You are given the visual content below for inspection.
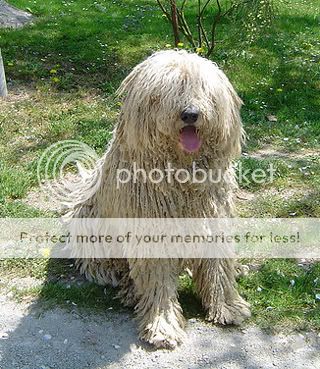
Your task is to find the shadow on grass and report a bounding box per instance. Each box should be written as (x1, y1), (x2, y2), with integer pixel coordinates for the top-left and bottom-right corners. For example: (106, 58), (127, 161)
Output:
(37, 260), (204, 319)
(0, 0), (164, 90)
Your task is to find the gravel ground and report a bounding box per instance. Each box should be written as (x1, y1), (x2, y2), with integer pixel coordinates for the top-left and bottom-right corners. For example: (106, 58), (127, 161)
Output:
(0, 292), (319, 369)
(0, 1), (32, 28)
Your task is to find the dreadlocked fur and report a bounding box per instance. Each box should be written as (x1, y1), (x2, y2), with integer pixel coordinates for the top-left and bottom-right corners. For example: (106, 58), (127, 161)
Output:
(71, 50), (251, 349)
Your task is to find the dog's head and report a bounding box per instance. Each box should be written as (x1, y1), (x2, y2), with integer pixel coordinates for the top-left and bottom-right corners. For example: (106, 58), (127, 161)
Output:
(117, 50), (244, 159)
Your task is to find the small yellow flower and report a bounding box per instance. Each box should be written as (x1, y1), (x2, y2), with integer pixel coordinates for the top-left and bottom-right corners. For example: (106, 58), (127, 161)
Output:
(7, 62), (14, 66)
(51, 77), (60, 83)
(41, 247), (51, 258)
(177, 42), (184, 48)
(276, 88), (283, 92)
(50, 69), (57, 74)
(196, 47), (204, 54)
(165, 43), (172, 48)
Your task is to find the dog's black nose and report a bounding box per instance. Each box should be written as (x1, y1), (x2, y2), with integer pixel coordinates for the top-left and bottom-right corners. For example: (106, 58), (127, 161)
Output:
(181, 106), (199, 124)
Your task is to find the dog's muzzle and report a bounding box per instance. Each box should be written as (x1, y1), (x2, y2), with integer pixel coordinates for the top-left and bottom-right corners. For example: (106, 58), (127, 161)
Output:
(179, 106), (202, 153)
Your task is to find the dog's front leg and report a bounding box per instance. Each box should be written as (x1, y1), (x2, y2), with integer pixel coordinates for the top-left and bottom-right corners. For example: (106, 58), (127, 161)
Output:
(193, 258), (251, 325)
(129, 259), (185, 349)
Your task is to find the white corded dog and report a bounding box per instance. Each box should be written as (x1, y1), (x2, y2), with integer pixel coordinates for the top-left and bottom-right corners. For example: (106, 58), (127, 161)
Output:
(71, 50), (250, 349)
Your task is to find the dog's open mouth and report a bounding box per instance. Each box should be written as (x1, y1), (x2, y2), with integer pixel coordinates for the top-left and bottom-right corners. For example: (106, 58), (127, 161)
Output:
(179, 126), (202, 153)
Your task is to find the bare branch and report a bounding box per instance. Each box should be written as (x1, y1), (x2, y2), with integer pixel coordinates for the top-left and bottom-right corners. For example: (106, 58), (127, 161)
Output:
(170, 0), (180, 46)
(216, 0), (222, 13)
(199, 20), (210, 49)
(181, 0), (188, 12)
(197, 0), (202, 47)
(206, 0), (223, 57)
(198, 0), (212, 50)
(200, 0), (212, 17)
(176, 8), (196, 47)
(156, 0), (171, 21)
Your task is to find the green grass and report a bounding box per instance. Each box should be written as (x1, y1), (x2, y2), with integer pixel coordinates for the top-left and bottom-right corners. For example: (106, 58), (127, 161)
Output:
(238, 260), (320, 330)
(1, 259), (319, 330)
(0, 0), (319, 330)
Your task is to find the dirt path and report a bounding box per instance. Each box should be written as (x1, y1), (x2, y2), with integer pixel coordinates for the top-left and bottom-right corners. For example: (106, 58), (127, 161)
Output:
(0, 291), (319, 369)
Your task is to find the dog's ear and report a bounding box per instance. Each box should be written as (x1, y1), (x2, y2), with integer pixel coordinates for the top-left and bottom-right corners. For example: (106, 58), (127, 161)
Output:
(214, 69), (245, 159)
(117, 61), (143, 97)
(115, 62), (157, 152)
(225, 82), (245, 158)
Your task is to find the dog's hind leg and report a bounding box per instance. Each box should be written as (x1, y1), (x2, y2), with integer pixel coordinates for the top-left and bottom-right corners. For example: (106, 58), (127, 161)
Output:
(192, 258), (251, 325)
(129, 259), (185, 349)
(116, 266), (137, 307)
(76, 259), (128, 287)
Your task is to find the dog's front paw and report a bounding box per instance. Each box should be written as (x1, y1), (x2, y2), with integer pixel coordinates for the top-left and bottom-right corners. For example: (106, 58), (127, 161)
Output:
(139, 314), (185, 350)
(206, 296), (251, 325)
(143, 332), (180, 350)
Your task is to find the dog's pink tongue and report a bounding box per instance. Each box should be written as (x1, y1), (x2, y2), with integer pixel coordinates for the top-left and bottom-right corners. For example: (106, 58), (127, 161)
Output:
(179, 126), (202, 153)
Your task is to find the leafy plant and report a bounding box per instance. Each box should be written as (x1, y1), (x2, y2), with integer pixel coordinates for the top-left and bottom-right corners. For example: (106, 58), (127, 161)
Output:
(157, 0), (277, 56)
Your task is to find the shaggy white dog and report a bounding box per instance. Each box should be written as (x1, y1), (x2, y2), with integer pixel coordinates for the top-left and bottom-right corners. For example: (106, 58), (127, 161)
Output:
(71, 50), (251, 349)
